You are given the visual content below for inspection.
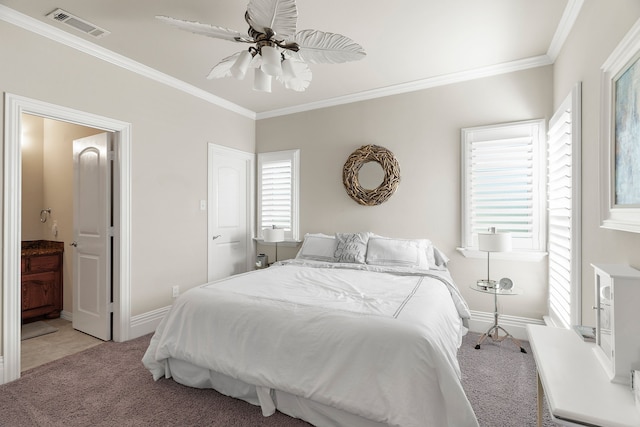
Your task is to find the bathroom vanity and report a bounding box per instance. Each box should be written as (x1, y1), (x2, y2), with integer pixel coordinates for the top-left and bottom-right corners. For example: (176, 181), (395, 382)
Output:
(21, 240), (64, 321)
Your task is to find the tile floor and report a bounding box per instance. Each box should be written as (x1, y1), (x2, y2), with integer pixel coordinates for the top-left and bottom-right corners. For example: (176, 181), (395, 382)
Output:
(21, 318), (103, 372)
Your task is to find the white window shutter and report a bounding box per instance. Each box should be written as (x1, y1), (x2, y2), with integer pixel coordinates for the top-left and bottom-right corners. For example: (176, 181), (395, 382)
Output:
(257, 150), (300, 241)
(462, 120), (546, 252)
(547, 84), (581, 329)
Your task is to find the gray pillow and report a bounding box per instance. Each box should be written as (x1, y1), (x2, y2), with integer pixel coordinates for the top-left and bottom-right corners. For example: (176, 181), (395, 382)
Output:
(334, 232), (370, 264)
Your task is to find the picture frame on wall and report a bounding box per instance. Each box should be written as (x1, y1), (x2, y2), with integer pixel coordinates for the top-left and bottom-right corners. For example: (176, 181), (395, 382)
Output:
(600, 21), (640, 233)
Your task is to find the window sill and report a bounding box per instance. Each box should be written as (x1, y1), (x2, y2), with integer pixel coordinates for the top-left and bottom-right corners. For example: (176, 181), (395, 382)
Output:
(254, 238), (302, 247)
(456, 248), (547, 262)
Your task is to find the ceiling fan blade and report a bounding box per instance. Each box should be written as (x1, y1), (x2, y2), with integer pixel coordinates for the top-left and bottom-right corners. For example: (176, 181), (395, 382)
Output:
(246, 0), (297, 38)
(156, 16), (248, 42)
(207, 52), (242, 79)
(277, 59), (312, 92)
(289, 29), (366, 64)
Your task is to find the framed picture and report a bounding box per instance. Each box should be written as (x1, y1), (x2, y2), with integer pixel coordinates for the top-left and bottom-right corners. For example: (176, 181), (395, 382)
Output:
(600, 21), (640, 233)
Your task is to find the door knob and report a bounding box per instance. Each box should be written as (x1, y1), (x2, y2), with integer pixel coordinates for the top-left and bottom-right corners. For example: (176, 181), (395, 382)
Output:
(212, 235), (221, 240)
(70, 241), (78, 247)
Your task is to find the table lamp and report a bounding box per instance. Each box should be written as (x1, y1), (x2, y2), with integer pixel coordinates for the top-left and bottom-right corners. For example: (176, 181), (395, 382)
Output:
(263, 226), (285, 264)
(477, 227), (511, 288)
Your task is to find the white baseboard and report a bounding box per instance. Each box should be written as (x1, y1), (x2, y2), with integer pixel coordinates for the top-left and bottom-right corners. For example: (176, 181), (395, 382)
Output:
(0, 356), (3, 384)
(60, 306), (544, 343)
(59, 306), (169, 340)
(128, 306), (170, 339)
(468, 310), (545, 341)
(127, 307), (545, 342)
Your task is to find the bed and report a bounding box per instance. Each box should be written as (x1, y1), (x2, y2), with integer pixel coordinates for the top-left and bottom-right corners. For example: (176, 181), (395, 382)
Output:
(143, 233), (479, 427)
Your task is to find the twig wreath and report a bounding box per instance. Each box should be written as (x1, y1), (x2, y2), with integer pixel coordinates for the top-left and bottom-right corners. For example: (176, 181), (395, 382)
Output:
(342, 144), (401, 206)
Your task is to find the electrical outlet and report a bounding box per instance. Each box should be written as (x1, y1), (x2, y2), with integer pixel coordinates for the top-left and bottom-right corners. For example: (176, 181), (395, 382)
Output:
(200, 200), (207, 211)
(172, 285), (180, 298)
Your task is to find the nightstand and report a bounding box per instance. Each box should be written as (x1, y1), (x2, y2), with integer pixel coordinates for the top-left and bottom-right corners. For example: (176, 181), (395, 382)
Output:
(470, 284), (526, 353)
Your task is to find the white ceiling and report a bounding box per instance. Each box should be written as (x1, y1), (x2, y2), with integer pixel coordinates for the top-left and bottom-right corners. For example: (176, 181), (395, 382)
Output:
(0, 0), (575, 118)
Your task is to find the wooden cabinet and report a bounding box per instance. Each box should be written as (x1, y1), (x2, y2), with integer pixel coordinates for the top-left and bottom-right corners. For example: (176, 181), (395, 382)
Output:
(21, 242), (63, 321)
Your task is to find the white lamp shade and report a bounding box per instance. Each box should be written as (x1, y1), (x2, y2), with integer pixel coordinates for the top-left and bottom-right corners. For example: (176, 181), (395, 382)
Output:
(260, 45), (282, 77)
(253, 68), (272, 92)
(478, 231), (512, 252)
(263, 227), (285, 243)
(230, 50), (252, 80)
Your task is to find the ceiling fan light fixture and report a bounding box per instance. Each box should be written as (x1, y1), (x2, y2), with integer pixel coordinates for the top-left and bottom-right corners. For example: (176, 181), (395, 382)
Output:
(260, 45), (282, 77)
(254, 68), (272, 92)
(158, 0), (365, 92)
(230, 50), (253, 80)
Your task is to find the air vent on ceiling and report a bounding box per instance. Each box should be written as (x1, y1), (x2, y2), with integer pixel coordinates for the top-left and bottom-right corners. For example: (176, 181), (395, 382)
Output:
(46, 8), (110, 38)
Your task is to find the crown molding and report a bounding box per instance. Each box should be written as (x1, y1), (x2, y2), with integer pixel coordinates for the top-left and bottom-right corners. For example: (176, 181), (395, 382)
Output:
(256, 55), (554, 120)
(0, 4), (256, 120)
(546, 0), (584, 61)
(1, 1), (580, 122)
(259, 0), (584, 122)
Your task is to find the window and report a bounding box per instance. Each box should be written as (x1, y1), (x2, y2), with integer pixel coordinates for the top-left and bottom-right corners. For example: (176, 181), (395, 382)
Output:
(461, 119), (546, 257)
(547, 84), (581, 329)
(257, 149), (300, 241)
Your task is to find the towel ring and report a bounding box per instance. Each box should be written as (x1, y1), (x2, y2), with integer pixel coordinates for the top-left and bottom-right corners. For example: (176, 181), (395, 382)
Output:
(40, 208), (51, 223)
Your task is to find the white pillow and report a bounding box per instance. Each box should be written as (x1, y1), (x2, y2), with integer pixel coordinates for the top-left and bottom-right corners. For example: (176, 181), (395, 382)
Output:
(366, 236), (439, 270)
(334, 232), (370, 264)
(366, 237), (422, 267)
(418, 239), (438, 269)
(433, 247), (450, 269)
(296, 234), (338, 262)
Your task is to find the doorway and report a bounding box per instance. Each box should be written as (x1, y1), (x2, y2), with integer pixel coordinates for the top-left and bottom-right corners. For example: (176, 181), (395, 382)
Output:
(3, 93), (132, 384)
(21, 117), (110, 341)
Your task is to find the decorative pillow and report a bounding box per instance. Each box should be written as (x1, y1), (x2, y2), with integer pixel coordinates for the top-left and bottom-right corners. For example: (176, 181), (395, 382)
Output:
(366, 237), (422, 268)
(295, 234), (338, 262)
(334, 232), (370, 264)
(418, 239), (438, 269)
(433, 247), (450, 269)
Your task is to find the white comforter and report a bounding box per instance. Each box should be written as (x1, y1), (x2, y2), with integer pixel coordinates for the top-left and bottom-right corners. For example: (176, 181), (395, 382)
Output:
(143, 260), (478, 427)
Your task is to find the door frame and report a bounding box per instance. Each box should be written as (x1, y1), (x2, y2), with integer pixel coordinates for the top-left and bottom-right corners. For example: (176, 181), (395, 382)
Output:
(207, 143), (255, 280)
(2, 93), (132, 383)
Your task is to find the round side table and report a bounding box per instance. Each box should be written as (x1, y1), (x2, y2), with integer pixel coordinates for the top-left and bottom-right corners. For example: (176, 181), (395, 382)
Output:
(470, 284), (526, 353)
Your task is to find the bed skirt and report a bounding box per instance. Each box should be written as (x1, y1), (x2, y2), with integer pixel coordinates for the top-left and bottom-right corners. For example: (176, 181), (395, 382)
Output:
(166, 357), (388, 427)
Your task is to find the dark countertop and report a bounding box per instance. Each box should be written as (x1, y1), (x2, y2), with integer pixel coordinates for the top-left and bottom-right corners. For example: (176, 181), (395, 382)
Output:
(21, 240), (64, 257)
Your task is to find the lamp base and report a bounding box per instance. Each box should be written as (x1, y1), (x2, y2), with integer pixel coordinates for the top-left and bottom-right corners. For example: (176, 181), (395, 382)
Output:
(476, 279), (497, 290)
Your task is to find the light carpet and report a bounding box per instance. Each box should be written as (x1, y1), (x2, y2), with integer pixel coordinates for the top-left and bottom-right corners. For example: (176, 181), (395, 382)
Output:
(0, 331), (554, 426)
(460, 332), (555, 426)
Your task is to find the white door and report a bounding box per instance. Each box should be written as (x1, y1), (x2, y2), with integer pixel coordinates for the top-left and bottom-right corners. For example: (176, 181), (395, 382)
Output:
(72, 133), (111, 340)
(208, 144), (253, 281)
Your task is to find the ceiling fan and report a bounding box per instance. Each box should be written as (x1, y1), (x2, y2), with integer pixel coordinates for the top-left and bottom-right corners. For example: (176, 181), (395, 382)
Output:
(157, 0), (366, 92)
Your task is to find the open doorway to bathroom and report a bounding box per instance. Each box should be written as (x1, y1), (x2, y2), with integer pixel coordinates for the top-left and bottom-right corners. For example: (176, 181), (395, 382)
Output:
(3, 93), (132, 384)
(20, 114), (105, 371)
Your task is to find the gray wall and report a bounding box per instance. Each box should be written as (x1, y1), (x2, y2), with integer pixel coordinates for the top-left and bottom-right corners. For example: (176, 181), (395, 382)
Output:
(5, 1), (640, 349)
(553, 0), (640, 325)
(257, 0), (640, 325)
(0, 18), (255, 338)
(257, 66), (554, 320)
